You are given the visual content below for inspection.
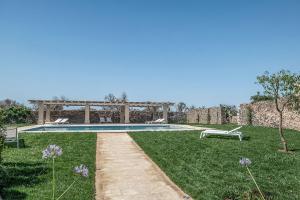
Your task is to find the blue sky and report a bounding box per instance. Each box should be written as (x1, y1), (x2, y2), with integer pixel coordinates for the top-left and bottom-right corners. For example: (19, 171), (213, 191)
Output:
(0, 0), (300, 107)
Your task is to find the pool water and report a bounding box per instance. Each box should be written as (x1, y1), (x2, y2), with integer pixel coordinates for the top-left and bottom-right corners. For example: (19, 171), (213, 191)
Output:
(23, 124), (192, 132)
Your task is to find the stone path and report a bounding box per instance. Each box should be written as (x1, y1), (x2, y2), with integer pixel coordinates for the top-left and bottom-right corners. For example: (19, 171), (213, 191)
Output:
(95, 133), (188, 200)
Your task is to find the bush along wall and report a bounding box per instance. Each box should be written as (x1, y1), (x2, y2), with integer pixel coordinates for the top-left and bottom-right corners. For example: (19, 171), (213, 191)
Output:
(0, 105), (34, 124)
(0, 121), (5, 163)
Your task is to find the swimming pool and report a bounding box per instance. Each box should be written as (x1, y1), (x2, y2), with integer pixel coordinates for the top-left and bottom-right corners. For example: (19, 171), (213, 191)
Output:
(21, 124), (196, 132)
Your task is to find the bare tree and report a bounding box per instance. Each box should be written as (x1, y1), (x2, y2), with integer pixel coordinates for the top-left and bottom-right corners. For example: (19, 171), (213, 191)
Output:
(0, 99), (18, 108)
(120, 92), (128, 102)
(176, 102), (187, 112)
(104, 93), (117, 111)
(50, 96), (68, 111)
(104, 93), (117, 102)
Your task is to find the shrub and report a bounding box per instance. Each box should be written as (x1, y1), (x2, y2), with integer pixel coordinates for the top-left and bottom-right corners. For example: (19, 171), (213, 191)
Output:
(0, 105), (33, 124)
(221, 104), (238, 123)
(0, 119), (5, 163)
(246, 106), (253, 125)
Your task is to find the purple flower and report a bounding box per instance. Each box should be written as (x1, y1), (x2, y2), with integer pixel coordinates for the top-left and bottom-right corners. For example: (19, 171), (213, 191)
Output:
(74, 164), (89, 177)
(42, 144), (63, 159)
(240, 157), (252, 166)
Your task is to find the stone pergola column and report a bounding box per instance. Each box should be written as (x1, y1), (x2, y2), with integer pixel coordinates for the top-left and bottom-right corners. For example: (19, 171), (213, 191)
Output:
(45, 105), (51, 123)
(120, 106), (125, 123)
(38, 102), (45, 124)
(85, 105), (90, 124)
(120, 104), (130, 124)
(162, 104), (169, 123)
(124, 104), (130, 123)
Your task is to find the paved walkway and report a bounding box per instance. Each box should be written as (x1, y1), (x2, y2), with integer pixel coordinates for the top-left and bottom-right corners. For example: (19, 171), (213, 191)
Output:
(95, 133), (188, 200)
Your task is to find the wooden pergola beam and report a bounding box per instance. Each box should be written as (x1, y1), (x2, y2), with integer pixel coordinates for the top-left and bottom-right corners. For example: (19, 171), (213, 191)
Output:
(28, 100), (174, 107)
(29, 99), (174, 124)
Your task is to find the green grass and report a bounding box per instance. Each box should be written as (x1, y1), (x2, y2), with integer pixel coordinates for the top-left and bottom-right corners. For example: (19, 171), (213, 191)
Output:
(0, 133), (96, 200)
(129, 126), (300, 200)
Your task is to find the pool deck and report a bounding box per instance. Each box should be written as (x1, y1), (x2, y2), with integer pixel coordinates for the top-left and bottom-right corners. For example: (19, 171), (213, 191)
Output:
(95, 133), (191, 200)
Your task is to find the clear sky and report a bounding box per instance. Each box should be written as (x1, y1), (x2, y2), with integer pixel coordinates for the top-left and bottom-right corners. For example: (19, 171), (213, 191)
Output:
(0, 0), (300, 107)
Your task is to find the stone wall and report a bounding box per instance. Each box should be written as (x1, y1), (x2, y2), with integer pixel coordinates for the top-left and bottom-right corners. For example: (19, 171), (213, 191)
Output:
(229, 116), (238, 124)
(198, 108), (209, 124)
(187, 106), (226, 124)
(238, 101), (300, 131)
(186, 109), (200, 123)
(239, 104), (252, 125)
(209, 107), (225, 124)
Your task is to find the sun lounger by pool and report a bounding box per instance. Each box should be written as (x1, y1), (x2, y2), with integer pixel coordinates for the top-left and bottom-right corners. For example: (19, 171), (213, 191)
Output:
(146, 118), (165, 124)
(45, 118), (63, 124)
(106, 117), (112, 123)
(200, 126), (243, 141)
(100, 117), (105, 123)
(58, 118), (69, 124)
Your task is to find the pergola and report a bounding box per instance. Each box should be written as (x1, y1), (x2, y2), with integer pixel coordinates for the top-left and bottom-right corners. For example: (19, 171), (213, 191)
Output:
(28, 100), (174, 124)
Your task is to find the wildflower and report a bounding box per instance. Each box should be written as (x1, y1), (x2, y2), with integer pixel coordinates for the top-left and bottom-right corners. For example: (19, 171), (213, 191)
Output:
(239, 157), (251, 166)
(239, 158), (265, 200)
(42, 144), (62, 159)
(74, 164), (89, 177)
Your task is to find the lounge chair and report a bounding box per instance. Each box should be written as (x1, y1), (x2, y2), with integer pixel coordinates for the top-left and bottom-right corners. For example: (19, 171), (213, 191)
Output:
(45, 118), (63, 124)
(200, 126), (243, 141)
(106, 117), (112, 123)
(146, 118), (165, 124)
(58, 118), (69, 124)
(99, 117), (105, 123)
(4, 128), (19, 148)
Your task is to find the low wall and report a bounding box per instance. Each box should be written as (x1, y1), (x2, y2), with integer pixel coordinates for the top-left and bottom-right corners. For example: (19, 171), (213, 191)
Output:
(238, 101), (300, 131)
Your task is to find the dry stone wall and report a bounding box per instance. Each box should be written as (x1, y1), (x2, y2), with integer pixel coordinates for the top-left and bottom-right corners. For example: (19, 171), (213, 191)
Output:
(198, 109), (209, 124)
(187, 106), (226, 124)
(186, 109), (200, 123)
(238, 101), (300, 131)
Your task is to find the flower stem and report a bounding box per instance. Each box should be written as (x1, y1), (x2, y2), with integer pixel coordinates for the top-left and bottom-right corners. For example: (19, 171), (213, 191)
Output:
(246, 166), (265, 200)
(52, 157), (55, 200)
(56, 179), (77, 200)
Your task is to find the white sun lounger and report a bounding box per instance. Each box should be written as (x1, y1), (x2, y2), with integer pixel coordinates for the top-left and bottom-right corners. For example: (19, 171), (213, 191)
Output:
(146, 118), (165, 124)
(200, 126), (243, 141)
(45, 118), (63, 124)
(99, 117), (105, 123)
(58, 118), (69, 124)
(106, 117), (112, 123)
(154, 118), (165, 124)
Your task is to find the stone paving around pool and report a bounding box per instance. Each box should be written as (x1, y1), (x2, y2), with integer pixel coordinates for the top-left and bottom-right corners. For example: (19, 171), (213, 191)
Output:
(95, 133), (189, 200)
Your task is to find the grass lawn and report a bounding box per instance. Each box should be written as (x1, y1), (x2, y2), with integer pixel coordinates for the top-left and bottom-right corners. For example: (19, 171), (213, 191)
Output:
(129, 125), (300, 200)
(0, 132), (96, 200)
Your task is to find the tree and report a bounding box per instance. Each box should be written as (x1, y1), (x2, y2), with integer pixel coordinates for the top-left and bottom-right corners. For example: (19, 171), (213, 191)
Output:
(256, 70), (300, 152)
(250, 92), (274, 103)
(104, 93), (117, 111)
(119, 92), (128, 102)
(220, 104), (238, 122)
(51, 96), (68, 111)
(176, 102), (187, 112)
(0, 105), (33, 124)
(0, 99), (19, 108)
(104, 93), (117, 102)
(186, 105), (197, 111)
